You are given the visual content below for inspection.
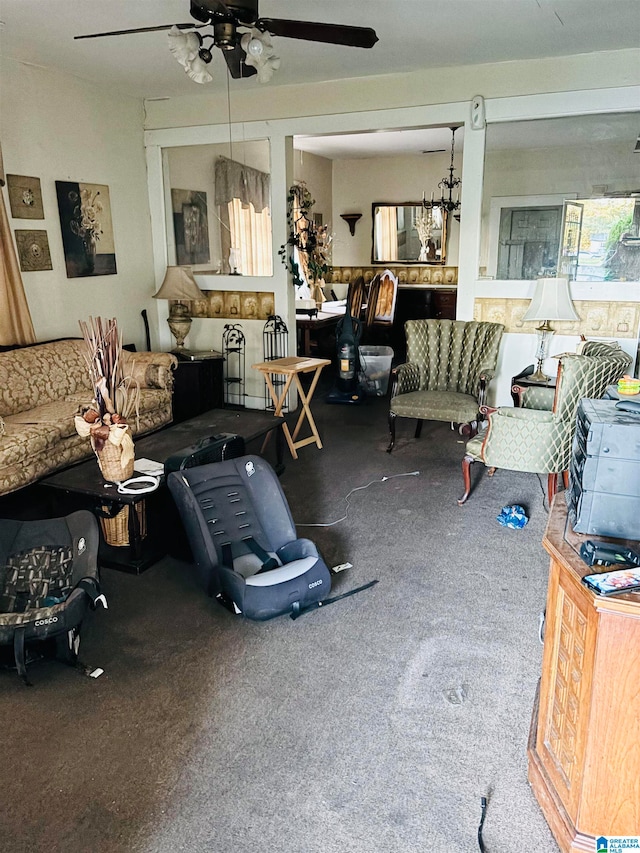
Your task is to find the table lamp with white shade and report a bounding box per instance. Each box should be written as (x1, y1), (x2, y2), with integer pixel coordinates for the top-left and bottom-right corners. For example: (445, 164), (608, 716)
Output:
(153, 266), (204, 353)
(522, 277), (580, 383)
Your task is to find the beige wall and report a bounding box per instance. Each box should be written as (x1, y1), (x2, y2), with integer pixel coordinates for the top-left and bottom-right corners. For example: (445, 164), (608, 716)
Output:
(1, 58), (157, 349)
(144, 49), (640, 129)
(293, 149), (332, 228)
(480, 136), (640, 273)
(3, 46), (638, 369)
(166, 139), (270, 272)
(330, 153), (462, 268)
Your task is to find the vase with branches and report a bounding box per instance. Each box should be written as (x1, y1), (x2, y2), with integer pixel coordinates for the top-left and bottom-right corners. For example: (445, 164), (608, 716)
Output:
(415, 207), (435, 262)
(74, 317), (138, 482)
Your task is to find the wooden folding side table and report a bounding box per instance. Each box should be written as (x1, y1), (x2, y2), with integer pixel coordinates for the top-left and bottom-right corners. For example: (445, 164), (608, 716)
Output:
(252, 356), (331, 459)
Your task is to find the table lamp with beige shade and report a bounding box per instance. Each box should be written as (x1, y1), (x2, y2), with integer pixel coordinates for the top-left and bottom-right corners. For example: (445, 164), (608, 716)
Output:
(522, 276), (580, 383)
(153, 266), (204, 353)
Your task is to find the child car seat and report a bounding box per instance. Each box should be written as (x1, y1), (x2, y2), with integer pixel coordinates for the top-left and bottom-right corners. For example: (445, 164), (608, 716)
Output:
(0, 510), (106, 684)
(168, 455), (331, 620)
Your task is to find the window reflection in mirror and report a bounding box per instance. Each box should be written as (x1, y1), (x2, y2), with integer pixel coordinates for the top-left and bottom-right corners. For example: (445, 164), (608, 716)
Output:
(559, 197), (640, 282)
(481, 112), (640, 283)
(163, 140), (273, 276)
(372, 203), (447, 265)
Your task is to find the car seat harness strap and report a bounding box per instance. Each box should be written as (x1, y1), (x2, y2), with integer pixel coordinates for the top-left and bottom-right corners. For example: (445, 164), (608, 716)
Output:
(290, 579), (379, 619)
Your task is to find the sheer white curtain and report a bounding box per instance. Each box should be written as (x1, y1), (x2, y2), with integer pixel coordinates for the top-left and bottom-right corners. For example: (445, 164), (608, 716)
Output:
(375, 206), (398, 261)
(227, 199), (272, 276)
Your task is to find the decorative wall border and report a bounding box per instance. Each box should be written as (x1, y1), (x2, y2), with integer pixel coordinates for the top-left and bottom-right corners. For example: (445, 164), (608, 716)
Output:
(474, 298), (640, 339)
(175, 290), (275, 321)
(327, 265), (458, 285)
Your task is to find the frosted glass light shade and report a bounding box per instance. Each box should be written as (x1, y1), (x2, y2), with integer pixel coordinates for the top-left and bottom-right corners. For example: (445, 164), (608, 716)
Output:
(240, 28), (280, 83)
(522, 277), (579, 322)
(153, 266), (204, 302)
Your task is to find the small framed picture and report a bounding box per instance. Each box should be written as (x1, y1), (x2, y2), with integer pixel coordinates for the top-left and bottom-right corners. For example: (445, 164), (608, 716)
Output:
(14, 230), (53, 271)
(7, 175), (44, 219)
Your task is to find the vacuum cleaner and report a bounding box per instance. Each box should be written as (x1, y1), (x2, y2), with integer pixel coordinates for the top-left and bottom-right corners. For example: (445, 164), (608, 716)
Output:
(326, 301), (366, 405)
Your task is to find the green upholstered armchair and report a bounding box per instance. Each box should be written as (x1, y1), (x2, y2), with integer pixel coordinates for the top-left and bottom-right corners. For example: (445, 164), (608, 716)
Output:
(457, 341), (632, 505)
(387, 319), (505, 452)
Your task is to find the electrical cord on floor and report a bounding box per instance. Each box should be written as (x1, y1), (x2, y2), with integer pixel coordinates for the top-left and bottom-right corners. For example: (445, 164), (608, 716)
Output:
(478, 795), (488, 852)
(535, 474), (549, 513)
(295, 471), (420, 527)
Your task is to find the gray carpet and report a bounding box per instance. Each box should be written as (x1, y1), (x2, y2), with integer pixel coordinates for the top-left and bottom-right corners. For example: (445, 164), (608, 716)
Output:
(0, 390), (558, 853)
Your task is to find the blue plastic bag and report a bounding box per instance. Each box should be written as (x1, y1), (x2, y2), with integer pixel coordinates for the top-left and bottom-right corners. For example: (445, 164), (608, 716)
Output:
(497, 504), (529, 529)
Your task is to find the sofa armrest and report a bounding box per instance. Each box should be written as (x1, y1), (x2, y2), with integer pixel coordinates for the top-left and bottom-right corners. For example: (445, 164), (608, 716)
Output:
(390, 362), (420, 397)
(122, 351), (177, 391)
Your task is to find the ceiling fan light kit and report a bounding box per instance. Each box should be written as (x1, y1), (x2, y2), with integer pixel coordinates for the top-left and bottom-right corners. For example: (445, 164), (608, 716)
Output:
(76, 0), (378, 86)
(168, 26), (213, 83)
(240, 28), (280, 83)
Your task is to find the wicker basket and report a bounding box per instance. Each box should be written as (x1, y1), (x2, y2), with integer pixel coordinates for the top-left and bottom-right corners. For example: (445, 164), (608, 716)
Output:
(100, 501), (147, 547)
(92, 433), (135, 483)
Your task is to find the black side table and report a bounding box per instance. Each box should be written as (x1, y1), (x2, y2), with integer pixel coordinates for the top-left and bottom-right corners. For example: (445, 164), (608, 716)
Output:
(173, 354), (224, 423)
(511, 366), (556, 407)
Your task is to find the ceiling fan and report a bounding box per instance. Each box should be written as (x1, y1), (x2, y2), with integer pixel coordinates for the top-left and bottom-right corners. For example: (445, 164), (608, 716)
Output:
(75, 0), (378, 84)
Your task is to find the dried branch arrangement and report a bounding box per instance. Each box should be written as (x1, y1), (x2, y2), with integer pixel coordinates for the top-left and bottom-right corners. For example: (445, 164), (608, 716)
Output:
(74, 317), (136, 480)
(79, 317), (123, 418)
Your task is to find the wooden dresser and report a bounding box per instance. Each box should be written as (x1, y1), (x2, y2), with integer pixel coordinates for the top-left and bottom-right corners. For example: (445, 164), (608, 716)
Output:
(528, 498), (640, 850)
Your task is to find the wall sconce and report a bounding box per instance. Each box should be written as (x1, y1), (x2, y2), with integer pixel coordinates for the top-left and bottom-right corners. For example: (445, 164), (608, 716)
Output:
(340, 213), (362, 236)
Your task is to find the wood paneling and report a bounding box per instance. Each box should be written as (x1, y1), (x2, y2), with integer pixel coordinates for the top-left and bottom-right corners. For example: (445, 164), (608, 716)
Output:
(528, 499), (640, 850)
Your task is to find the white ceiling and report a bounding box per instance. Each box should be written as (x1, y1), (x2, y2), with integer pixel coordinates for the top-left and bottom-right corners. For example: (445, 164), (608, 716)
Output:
(1, 1), (638, 160)
(1, 0), (639, 100)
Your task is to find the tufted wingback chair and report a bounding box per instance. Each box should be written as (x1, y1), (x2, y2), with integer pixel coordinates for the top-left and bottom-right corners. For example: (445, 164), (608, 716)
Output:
(457, 341), (632, 505)
(387, 319), (505, 452)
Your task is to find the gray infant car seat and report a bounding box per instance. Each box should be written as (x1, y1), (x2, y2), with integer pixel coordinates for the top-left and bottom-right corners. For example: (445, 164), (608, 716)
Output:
(168, 455), (331, 620)
(0, 511), (106, 685)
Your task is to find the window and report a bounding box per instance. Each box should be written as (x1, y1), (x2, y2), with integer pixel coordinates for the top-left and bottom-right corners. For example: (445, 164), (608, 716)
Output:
(227, 198), (273, 276)
(559, 197), (640, 282)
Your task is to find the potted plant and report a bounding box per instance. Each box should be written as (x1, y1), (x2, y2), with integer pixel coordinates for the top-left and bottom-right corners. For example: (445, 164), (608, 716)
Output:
(279, 183), (332, 307)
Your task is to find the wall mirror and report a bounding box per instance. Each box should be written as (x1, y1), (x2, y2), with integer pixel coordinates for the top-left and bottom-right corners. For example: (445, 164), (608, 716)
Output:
(480, 112), (640, 283)
(163, 139), (273, 276)
(372, 202), (447, 265)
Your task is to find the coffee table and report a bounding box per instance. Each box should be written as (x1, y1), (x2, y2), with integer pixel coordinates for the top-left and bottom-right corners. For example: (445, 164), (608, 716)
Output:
(38, 409), (285, 574)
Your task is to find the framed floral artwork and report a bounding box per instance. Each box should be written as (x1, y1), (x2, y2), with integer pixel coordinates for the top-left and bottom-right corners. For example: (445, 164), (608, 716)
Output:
(14, 230), (52, 271)
(7, 175), (44, 219)
(55, 181), (117, 278)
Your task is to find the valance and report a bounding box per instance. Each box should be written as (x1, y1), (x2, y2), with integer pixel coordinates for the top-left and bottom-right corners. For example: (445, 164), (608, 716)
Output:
(214, 156), (270, 212)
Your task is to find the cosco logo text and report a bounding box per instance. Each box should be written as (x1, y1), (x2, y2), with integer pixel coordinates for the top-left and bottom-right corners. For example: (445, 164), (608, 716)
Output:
(308, 579), (323, 589)
(35, 616), (59, 627)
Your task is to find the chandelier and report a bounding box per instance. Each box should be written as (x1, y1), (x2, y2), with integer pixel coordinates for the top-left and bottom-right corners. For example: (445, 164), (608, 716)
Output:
(424, 126), (462, 215)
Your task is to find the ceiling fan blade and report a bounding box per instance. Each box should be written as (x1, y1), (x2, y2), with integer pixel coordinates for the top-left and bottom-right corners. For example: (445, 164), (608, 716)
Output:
(223, 44), (258, 79)
(75, 23), (200, 40)
(256, 18), (378, 48)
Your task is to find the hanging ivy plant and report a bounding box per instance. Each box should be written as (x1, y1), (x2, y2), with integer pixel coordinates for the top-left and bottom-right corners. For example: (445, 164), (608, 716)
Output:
(279, 183), (332, 288)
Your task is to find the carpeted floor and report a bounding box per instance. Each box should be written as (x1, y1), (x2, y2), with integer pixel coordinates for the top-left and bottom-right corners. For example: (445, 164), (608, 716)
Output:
(0, 387), (559, 853)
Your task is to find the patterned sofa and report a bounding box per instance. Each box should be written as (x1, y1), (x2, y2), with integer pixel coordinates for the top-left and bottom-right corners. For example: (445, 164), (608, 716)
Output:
(0, 339), (177, 496)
